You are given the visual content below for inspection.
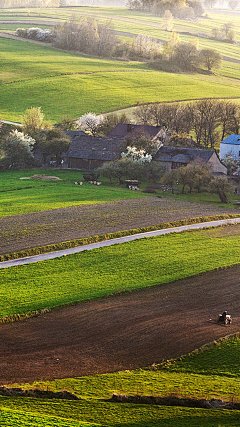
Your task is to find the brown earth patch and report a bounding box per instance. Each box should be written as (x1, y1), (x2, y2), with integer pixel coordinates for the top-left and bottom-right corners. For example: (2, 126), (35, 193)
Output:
(0, 264), (239, 384)
(20, 174), (61, 181)
(1, 197), (240, 255)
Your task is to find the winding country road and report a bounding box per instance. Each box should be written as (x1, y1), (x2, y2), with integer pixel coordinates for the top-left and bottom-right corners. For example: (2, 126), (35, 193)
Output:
(1, 217), (240, 269)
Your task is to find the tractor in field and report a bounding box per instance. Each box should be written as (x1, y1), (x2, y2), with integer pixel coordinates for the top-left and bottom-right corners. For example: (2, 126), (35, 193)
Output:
(218, 311), (232, 325)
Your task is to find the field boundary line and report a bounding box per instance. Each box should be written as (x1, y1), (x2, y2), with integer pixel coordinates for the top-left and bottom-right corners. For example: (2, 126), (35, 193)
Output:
(1, 217), (240, 269)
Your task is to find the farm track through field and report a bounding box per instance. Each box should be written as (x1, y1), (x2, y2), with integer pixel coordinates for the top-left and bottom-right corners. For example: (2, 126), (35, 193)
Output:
(0, 264), (239, 384)
(1, 197), (240, 256)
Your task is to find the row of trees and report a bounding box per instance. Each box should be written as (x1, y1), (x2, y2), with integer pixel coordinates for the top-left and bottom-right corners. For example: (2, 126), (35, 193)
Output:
(150, 31), (222, 72)
(15, 20), (223, 71)
(205, 0), (239, 9)
(0, 0), (67, 7)
(53, 17), (119, 58)
(127, 0), (204, 19)
(98, 158), (163, 184)
(212, 21), (236, 43)
(16, 22), (154, 61)
(164, 163), (233, 203)
(98, 158), (233, 203)
(133, 99), (240, 149)
(16, 23), (163, 61)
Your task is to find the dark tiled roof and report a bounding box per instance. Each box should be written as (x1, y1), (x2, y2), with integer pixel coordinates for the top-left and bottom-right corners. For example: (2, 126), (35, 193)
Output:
(108, 124), (162, 139)
(66, 135), (123, 161)
(154, 146), (215, 163)
(64, 130), (87, 138)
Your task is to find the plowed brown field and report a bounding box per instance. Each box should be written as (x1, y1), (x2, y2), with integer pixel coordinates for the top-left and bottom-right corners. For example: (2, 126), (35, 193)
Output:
(1, 197), (239, 255)
(0, 264), (239, 384)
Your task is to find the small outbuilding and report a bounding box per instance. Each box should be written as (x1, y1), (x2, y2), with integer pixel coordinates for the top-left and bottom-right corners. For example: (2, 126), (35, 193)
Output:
(219, 134), (240, 160)
(154, 146), (227, 175)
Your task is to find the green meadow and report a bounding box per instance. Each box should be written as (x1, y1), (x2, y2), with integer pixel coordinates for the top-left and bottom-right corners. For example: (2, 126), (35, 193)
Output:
(0, 169), (153, 217)
(1, 336), (240, 426)
(2, 7), (240, 42)
(0, 168), (239, 217)
(0, 227), (240, 319)
(0, 398), (239, 427)
(1, 37), (240, 123)
(0, 6), (240, 122)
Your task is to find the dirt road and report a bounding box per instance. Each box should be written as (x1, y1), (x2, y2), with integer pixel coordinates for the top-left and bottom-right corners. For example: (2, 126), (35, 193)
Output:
(0, 264), (239, 384)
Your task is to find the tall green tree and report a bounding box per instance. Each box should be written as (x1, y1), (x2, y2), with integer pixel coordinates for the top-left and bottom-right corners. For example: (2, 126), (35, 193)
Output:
(198, 48), (222, 71)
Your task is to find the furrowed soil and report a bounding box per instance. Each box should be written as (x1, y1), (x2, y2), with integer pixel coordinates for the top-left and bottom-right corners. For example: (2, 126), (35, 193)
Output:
(1, 196), (240, 255)
(1, 197), (239, 384)
(0, 264), (239, 384)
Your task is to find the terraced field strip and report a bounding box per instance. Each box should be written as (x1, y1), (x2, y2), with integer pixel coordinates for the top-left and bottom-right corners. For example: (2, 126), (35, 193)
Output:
(1, 217), (240, 269)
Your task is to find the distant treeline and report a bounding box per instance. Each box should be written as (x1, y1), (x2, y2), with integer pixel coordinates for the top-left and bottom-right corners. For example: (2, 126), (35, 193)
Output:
(127, 0), (204, 19)
(0, 0), (65, 7)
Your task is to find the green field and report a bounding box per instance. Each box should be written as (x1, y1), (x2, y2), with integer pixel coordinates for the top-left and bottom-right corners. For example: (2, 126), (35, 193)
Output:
(0, 6), (240, 122)
(1, 37), (240, 123)
(11, 336), (240, 400)
(0, 398), (239, 427)
(1, 336), (240, 426)
(0, 169), (153, 217)
(0, 226), (240, 319)
(1, 8), (240, 426)
(0, 169), (239, 218)
(1, 7), (240, 42)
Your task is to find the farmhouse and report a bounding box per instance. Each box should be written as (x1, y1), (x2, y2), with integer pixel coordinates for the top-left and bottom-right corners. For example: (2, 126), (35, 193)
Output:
(108, 123), (166, 142)
(66, 135), (124, 170)
(219, 134), (240, 160)
(154, 146), (227, 175)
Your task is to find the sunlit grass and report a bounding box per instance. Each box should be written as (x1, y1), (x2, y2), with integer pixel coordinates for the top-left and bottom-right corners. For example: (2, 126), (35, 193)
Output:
(0, 226), (239, 319)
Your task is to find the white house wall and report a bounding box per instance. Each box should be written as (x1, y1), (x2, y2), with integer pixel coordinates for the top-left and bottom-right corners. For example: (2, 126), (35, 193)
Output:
(220, 143), (240, 160)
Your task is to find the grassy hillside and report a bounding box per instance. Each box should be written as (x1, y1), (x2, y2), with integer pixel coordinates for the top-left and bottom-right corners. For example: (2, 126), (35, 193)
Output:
(0, 226), (240, 319)
(1, 7), (240, 43)
(1, 37), (240, 122)
(0, 6), (240, 122)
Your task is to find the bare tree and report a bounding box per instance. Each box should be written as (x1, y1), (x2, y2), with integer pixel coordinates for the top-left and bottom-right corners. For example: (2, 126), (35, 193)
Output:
(218, 101), (240, 140)
(185, 99), (219, 148)
(221, 22), (236, 42)
(228, 0), (239, 9)
(133, 104), (154, 125)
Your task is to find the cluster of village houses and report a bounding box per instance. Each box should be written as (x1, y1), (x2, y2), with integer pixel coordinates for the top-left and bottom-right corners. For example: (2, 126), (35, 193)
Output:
(62, 123), (240, 176)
